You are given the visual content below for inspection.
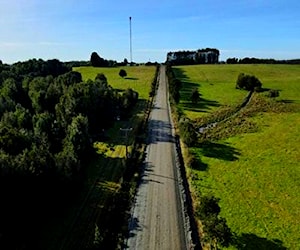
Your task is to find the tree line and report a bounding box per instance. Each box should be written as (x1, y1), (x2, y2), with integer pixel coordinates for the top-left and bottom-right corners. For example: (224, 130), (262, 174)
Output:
(226, 57), (300, 64)
(0, 58), (139, 247)
(0, 59), (138, 180)
(167, 48), (220, 65)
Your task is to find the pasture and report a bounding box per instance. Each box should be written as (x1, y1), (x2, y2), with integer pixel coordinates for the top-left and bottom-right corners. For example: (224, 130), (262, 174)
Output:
(174, 64), (300, 119)
(176, 64), (300, 249)
(74, 65), (156, 100)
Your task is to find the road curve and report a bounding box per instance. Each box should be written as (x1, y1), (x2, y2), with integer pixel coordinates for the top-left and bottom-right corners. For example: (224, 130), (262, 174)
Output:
(127, 65), (187, 250)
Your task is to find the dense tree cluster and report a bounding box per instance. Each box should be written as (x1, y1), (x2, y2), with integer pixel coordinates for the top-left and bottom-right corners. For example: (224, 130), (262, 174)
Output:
(0, 59), (138, 181)
(166, 48), (220, 65)
(0, 58), (139, 246)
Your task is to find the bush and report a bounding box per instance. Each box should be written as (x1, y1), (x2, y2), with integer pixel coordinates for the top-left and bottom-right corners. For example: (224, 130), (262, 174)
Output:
(267, 89), (280, 98)
(196, 195), (232, 248)
(236, 73), (262, 91)
(119, 69), (127, 78)
(178, 118), (197, 146)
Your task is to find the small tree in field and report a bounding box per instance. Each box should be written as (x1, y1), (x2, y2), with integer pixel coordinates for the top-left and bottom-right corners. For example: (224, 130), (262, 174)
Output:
(191, 88), (200, 104)
(236, 73), (262, 91)
(119, 69), (127, 78)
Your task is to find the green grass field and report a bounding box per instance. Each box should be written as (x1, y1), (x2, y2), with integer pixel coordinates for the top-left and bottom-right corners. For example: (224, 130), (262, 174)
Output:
(174, 64), (300, 120)
(177, 64), (300, 249)
(74, 65), (156, 100)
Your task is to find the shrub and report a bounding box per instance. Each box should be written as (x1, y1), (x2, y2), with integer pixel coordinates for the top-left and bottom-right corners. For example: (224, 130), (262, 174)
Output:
(236, 73), (262, 91)
(267, 89), (280, 98)
(178, 117), (197, 146)
(196, 195), (232, 248)
(119, 69), (127, 78)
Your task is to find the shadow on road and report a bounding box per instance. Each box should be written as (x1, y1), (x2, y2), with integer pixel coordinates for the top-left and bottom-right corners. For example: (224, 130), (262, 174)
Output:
(147, 119), (175, 144)
(139, 163), (165, 186)
(128, 217), (142, 238)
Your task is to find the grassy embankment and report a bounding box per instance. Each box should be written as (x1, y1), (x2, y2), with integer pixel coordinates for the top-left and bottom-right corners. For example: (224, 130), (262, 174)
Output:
(43, 65), (156, 249)
(174, 64), (300, 249)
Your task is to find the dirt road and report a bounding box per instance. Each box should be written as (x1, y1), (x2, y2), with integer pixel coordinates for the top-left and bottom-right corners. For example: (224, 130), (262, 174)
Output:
(127, 66), (187, 249)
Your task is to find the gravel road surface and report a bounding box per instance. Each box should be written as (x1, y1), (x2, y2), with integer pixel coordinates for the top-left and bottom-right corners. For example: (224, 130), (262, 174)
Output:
(127, 65), (187, 250)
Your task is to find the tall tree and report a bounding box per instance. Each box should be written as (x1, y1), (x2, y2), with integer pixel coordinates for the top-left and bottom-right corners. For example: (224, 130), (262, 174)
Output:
(90, 52), (108, 67)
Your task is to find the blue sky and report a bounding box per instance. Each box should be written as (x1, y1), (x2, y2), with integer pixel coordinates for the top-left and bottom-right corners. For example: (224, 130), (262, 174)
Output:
(0, 0), (300, 63)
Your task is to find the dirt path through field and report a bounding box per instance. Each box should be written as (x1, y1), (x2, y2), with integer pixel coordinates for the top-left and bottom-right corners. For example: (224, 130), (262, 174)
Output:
(126, 65), (187, 249)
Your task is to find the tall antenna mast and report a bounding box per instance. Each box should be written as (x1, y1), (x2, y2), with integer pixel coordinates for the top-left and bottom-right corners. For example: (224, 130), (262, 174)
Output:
(129, 16), (132, 64)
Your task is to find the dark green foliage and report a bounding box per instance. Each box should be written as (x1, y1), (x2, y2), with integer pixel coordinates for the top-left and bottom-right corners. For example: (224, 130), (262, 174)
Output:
(0, 58), (142, 247)
(226, 57), (300, 64)
(197, 195), (221, 217)
(267, 89), (280, 98)
(196, 195), (232, 248)
(28, 76), (52, 113)
(167, 48), (220, 65)
(95, 73), (108, 84)
(2, 104), (32, 130)
(0, 126), (31, 155)
(0, 95), (16, 116)
(90, 52), (115, 67)
(236, 73), (262, 91)
(191, 88), (200, 104)
(119, 69), (127, 78)
(10, 58), (69, 78)
(55, 71), (82, 86)
(166, 64), (182, 104)
(226, 57), (239, 64)
(65, 114), (90, 160)
(0, 66), (136, 182)
(178, 117), (197, 146)
(149, 65), (159, 97)
(121, 88), (139, 118)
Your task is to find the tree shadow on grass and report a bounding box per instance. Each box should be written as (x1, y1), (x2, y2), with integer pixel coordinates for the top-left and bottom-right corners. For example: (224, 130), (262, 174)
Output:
(279, 99), (295, 104)
(190, 157), (209, 171)
(198, 141), (240, 161)
(180, 97), (220, 113)
(173, 67), (220, 113)
(233, 233), (287, 250)
(125, 77), (139, 80)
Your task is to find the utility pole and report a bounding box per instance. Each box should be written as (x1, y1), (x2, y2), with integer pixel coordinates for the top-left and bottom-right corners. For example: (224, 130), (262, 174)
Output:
(120, 127), (133, 159)
(129, 16), (132, 64)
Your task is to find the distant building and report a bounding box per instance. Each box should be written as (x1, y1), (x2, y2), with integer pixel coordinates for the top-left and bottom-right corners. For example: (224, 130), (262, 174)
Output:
(166, 48), (220, 65)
